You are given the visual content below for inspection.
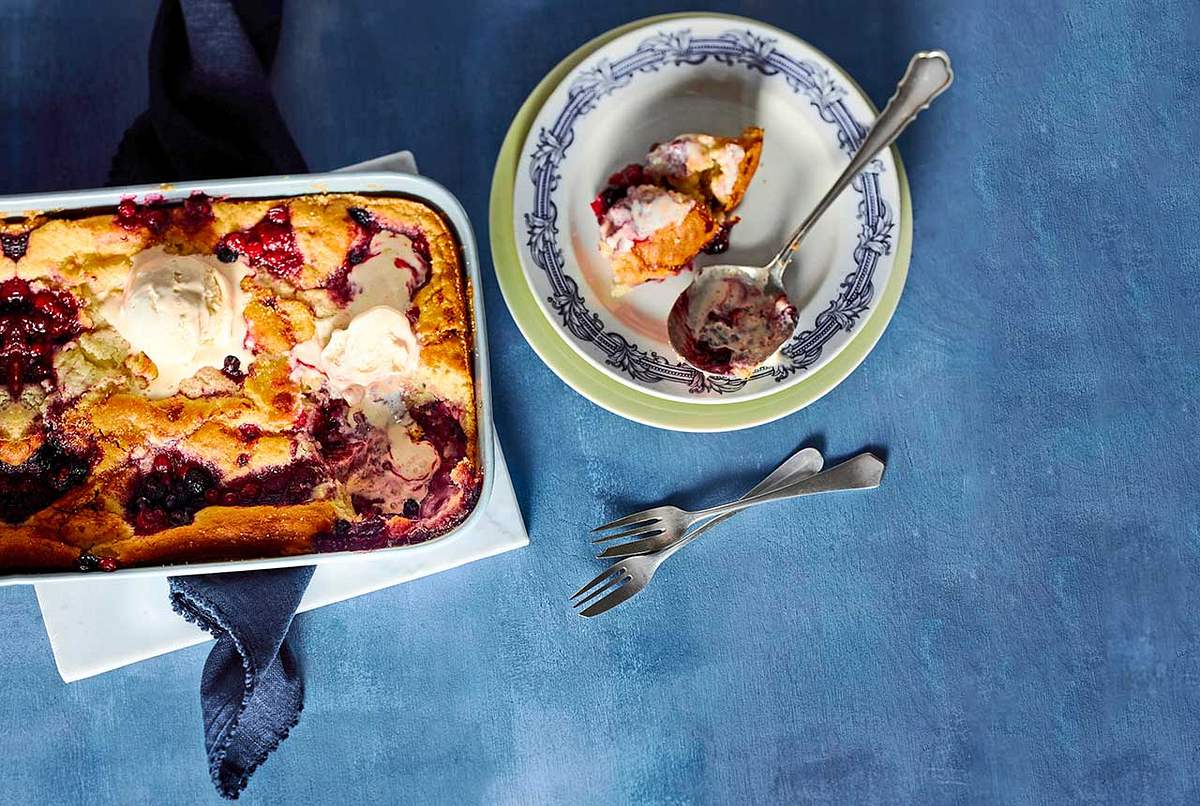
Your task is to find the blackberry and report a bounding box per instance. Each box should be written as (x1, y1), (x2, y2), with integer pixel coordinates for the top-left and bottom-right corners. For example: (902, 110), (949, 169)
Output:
(347, 207), (375, 228)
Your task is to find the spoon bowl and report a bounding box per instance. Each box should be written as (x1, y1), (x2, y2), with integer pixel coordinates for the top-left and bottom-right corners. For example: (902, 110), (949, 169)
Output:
(667, 264), (796, 377)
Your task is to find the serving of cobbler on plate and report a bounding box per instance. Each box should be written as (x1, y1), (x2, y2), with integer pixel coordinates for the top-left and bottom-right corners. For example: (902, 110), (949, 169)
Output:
(0, 192), (481, 573)
(591, 127), (763, 294)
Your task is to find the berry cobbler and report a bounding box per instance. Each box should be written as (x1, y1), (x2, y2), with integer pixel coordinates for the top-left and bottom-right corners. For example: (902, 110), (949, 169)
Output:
(592, 127), (763, 294)
(0, 193), (481, 573)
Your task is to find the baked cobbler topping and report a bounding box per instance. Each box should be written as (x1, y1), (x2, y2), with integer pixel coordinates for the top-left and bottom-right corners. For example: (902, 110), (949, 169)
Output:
(590, 127), (762, 293)
(1, 193), (480, 573)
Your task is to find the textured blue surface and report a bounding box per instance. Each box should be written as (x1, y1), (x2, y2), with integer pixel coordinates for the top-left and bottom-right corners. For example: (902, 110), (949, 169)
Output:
(2, 1), (1198, 803)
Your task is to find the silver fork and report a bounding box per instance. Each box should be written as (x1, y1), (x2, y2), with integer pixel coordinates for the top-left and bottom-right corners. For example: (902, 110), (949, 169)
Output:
(592, 452), (885, 548)
(572, 453), (885, 617)
(570, 446), (823, 617)
(595, 452), (884, 559)
(595, 446), (820, 558)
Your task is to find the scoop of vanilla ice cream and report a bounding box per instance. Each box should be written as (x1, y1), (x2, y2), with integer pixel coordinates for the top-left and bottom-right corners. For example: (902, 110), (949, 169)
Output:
(104, 248), (250, 397)
(291, 230), (428, 404)
(316, 306), (420, 403)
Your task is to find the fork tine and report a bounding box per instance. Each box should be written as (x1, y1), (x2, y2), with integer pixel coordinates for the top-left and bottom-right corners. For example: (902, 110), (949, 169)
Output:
(572, 569), (630, 609)
(590, 507), (665, 533)
(595, 534), (669, 559)
(579, 577), (643, 617)
(569, 565), (623, 601)
(591, 525), (664, 544)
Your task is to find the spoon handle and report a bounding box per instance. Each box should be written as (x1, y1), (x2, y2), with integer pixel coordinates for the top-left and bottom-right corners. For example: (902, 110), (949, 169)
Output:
(769, 50), (954, 273)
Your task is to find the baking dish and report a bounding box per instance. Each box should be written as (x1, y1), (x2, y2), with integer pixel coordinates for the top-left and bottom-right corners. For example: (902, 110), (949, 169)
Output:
(0, 170), (494, 585)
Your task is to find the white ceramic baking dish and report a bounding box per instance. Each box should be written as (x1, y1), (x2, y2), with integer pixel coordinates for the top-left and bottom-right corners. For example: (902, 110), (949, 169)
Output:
(0, 170), (493, 585)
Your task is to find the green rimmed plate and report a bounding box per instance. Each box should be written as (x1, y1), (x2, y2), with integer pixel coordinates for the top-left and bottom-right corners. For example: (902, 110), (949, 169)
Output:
(489, 12), (912, 432)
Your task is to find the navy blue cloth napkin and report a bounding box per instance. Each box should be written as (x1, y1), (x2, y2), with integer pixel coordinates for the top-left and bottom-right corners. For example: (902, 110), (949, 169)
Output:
(110, 0), (312, 799)
(168, 568), (314, 798)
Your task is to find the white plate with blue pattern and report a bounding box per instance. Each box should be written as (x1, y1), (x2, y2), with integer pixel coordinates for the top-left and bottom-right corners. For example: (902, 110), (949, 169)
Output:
(512, 16), (903, 403)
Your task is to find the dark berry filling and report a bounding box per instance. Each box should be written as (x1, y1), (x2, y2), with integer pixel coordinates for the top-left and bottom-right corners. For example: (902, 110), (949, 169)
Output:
(350, 493), (379, 516)
(114, 195), (170, 235)
(305, 398), (477, 551)
(402, 497), (420, 519)
(590, 163), (648, 221)
(0, 438), (94, 524)
(215, 206), (304, 278)
(702, 218), (739, 255)
(409, 401), (467, 519)
(310, 397), (372, 474)
(608, 163), (648, 189)
(126, 449), (328, 534)
(311, 398), (354, 453)
(177, 191), (216, 232)
(77, 553), (117, 573)
(405, 227), (432, 265)
(126, 452), (218, 533)
(237, 423), (262, 442)
(347, 207), (375, 228)
(211, 460), (325, 508)
(314, 514), (391, 553)
(1, 232), (29, 261)
(0, 278), (82, 396)
(324, 210), (379, 305)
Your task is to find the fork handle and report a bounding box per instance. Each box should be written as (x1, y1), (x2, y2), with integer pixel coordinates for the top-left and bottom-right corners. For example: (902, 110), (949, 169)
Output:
(689, 453), (885, 521)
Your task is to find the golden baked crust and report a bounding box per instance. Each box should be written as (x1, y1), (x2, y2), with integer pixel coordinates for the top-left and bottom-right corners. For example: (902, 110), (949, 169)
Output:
(0, 192), (481, 574)
(608, 203), (717, 292)
(594, 127), (764, 293)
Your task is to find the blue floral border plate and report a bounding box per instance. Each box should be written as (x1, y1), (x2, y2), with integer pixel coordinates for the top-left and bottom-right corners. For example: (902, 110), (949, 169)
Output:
(512, 16), (903, 403)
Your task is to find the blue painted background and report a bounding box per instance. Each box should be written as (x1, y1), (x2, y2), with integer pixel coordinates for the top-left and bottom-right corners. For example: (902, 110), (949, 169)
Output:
(2, 1), (1198, 803)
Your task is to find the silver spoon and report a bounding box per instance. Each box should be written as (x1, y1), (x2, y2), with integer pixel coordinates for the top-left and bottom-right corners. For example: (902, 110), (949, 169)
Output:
(667, 50), (954, 376)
